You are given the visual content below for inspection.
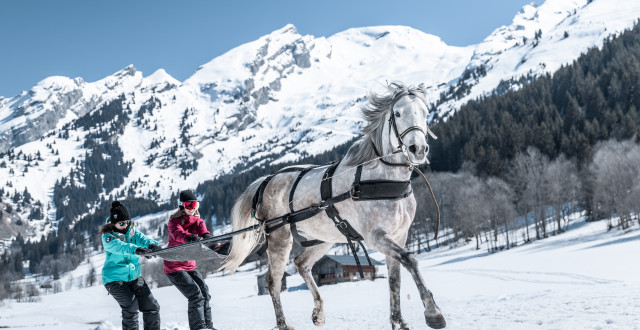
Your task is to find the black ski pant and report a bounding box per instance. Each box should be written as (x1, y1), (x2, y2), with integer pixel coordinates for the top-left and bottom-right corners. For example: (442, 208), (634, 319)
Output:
(167, 269), (212, 330)
(105, 276), (160, 330)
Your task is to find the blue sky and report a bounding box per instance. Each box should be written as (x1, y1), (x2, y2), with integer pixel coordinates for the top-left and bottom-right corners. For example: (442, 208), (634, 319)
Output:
(0, 0), (536, 98)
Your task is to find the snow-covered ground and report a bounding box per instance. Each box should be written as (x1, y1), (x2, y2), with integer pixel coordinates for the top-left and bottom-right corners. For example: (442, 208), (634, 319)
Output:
(1, 218), (638, 329)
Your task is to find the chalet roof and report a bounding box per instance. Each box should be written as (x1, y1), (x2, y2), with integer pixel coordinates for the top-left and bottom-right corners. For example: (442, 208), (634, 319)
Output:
(323, 255), (383, 266)
(257, 271), (292, 278)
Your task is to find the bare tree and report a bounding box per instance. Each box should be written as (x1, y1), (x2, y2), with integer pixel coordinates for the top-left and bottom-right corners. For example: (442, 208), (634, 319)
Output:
(545, 155), (580, 234)
(508, 148), (551, 240)
(590, 139), (640, 230)
(484, 177), (517, 251)
(25, 284), (41, 302)
(86, 264), (97, 287)
(412, 171), (449, 252)
(448, 172), (488, 249)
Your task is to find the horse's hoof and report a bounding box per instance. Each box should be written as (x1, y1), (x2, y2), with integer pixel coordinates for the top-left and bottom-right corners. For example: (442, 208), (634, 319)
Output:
(276, 325), (295, 330)
(391, 313), (409, 329)
(425, 313), (446, 329)
(391, 321), (410, 330)
(312, 308), (325, 326)
(276, 320), (296, 330)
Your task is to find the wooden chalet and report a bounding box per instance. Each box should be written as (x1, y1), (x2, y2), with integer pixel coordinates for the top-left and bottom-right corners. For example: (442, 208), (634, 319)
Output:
(311, 255), (383, 286)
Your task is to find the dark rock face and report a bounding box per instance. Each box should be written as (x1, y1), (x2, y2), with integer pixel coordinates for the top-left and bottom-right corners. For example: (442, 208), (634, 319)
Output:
(0, 88), (90, 153)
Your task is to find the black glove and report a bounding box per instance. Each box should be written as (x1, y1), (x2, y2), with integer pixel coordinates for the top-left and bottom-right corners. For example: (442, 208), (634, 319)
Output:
(202, 233), (214, 239)
(213, 240), (230, 255)
(135, 247), (151, 255)
(187, 234), (201, 242)
(148, 244), (161, 251)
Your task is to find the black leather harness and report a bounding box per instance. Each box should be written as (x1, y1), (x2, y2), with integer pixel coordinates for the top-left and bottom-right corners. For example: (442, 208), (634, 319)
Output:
(251, 159), (413, 279)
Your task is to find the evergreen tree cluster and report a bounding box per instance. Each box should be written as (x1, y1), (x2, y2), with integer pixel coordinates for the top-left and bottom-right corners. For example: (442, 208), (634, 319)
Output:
(53, 97), (132, 221)
(430, 23), (640, 176)
(0, 240), (24, 282)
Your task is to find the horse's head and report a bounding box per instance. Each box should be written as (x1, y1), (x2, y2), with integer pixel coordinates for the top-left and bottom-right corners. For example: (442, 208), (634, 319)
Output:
(349, 82), (436, 168)
(385, 83), (435, 165)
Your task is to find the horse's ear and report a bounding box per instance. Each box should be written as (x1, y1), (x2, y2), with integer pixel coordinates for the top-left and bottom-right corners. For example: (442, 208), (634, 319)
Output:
(417, 83), (427, 94)
(388, 81), (404, 93)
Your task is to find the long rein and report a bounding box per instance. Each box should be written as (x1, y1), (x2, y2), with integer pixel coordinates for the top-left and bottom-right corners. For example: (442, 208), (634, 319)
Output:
(371, 142), (441, 240)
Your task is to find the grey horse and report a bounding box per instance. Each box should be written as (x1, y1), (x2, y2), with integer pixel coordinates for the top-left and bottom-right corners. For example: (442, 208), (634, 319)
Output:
(219, 82), (446, 330)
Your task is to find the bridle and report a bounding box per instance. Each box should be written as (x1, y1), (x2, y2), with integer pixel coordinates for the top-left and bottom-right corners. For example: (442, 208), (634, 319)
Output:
(371, 86), (441, 239)
(373, 88), (438, 167)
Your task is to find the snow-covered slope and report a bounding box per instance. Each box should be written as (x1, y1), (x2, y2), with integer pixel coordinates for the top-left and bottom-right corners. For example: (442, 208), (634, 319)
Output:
(1, 0), (639, 246)
(439, 0), (640, 115)
(1, 217), (638, 329)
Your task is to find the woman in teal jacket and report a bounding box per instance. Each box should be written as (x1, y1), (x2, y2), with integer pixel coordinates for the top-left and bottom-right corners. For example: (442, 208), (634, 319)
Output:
(101, 201), (162, 330)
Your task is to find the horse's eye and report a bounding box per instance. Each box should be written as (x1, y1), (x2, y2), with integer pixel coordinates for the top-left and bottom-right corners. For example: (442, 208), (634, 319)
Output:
(394, 111), (401, 117)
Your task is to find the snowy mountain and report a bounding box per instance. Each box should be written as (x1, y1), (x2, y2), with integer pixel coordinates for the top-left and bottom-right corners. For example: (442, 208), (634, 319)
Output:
(1, 0), (639, 247)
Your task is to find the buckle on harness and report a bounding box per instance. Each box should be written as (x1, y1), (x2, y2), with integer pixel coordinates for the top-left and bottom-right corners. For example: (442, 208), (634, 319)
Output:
(317, 201), (329, 210)
(350, 184), (361, 199)
(336, 221), (348, 231)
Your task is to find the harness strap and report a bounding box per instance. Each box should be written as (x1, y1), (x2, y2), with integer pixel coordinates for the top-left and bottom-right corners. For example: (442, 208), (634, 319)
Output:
(289, 166), (326, 247)
(345, 235), (364, 278)
(251, 174), (274, 219)
(320, 161), (373, 279)
(265, 190), (352, 234)
(351, 163), (412, 200)
(251, 166), (313, 219)
(371, 139), (412, 168)
(289, 167), (316, 213)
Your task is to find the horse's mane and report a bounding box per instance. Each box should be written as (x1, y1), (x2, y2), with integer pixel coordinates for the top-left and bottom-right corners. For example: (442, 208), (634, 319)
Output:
(344, 82), (427, 167)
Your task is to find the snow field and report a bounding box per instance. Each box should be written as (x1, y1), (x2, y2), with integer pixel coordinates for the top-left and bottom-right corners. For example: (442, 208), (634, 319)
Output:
(1, 218), (638, 329)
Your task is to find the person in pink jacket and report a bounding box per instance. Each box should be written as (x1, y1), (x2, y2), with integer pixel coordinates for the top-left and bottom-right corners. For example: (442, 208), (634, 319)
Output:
(164, 190), (215, 330)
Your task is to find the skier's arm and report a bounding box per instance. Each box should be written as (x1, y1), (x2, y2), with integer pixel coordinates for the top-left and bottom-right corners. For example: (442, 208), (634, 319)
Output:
(132, 227), (159, 247)
(168, 218), (191, 244)
(196, 218), (211, 237)
(102, 233), (138, 255)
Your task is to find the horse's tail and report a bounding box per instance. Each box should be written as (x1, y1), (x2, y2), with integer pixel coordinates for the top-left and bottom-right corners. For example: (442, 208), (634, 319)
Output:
(218, 177), (265, 274)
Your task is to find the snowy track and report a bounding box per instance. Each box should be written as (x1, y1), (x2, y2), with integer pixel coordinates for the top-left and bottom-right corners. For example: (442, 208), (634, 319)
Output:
(1, 219), (638, 329)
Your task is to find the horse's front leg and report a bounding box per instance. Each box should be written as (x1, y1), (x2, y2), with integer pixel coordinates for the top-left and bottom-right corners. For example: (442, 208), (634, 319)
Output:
(387, 256), (409, 330)
(373, 229), (446, 329)
(294, 241), (333, 326)
(267, 230), (295, 330)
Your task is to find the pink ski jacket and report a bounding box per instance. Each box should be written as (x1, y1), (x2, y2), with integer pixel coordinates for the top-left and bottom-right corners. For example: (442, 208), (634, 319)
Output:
(163, 214), (210, 274)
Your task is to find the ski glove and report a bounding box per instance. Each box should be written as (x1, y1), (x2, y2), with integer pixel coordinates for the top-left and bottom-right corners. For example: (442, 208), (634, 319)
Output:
(202, 233), (214, 239)
(148, 244), (161, 251)
(212, 240), (231, 255)
(187, 234), (201, 242)
(135, 247), (152, 255)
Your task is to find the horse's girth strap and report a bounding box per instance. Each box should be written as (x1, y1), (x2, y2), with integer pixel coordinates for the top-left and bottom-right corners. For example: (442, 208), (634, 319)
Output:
(320, 162), (373, 279)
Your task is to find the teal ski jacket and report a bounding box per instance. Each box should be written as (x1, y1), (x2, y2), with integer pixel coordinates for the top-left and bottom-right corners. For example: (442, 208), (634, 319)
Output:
(101, 222), (158, 284)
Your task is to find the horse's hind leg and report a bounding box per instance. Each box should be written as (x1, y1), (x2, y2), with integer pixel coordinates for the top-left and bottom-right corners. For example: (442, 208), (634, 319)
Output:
(294, 241), (333, 326)
(387, 257), (409, 330)
(372, 229), (446, 329)
(266, 229), (295, 330)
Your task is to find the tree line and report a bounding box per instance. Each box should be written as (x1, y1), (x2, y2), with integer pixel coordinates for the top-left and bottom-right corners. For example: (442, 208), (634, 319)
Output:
(430, 22), (640, 176)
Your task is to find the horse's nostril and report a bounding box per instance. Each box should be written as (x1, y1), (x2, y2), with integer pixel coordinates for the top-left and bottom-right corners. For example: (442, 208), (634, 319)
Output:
(408, 145), (417, 154)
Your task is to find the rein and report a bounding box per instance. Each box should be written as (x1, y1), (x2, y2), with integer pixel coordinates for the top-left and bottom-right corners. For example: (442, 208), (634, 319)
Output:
(368, 88), (441, 239)
(370, 140), (441, 240)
